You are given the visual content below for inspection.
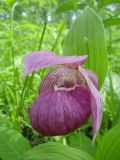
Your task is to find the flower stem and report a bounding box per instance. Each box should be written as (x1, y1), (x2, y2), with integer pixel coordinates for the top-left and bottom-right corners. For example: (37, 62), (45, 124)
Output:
(38, 15), (48, 50)
(51, 22), (65, 52)
(10, 2), (18, 105)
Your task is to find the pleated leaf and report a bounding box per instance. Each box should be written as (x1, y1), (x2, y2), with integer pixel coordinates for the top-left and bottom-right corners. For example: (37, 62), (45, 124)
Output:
(68, 132), (96, 157)
(0, 128), (31, 160)
(96, 122), (120, 160)
(104, 18), (120, 27)
(56, 0), (78, 14)
(98, 0), (120, 7)
(63, 7), (108, 88)
(23, 142), (95, 160)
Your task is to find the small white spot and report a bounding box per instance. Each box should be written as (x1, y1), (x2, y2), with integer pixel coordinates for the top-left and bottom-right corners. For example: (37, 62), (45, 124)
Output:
(84, 36), (88, 42)
(54, 85), (80, 92)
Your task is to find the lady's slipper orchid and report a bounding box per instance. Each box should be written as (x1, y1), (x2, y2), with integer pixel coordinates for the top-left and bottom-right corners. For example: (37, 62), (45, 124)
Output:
(23, 51), (103, 141)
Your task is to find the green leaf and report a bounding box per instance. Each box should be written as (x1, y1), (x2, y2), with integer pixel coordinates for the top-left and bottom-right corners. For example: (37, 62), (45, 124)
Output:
(104, 18), (120, 27)
(6, 0), (16, 7)
(63, 7), (108, 87)
(98, 0), (120, 7)
(56, 0), (78, 14)
(23, 142), (95, 160)
(108, 72), (116, 119)
(113, 101), (120, 126)
(96, 122), (120, 160)
(105, 72), (120, 97)
(0, 128), (31, 160)
(68, 132), (96, 157)
(0, 112), (18, 130)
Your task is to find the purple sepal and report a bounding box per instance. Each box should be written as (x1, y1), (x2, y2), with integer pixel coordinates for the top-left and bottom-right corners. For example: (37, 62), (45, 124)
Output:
(23, 50), (87, 76)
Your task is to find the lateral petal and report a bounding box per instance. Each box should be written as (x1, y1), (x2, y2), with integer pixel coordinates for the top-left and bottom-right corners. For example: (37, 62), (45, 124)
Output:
(78, 66), (103, 141)
(86, 69), (99, 89)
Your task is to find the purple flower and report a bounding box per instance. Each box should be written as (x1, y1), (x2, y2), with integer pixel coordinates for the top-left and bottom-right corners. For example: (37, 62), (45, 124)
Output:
(23, 51), (103, 141)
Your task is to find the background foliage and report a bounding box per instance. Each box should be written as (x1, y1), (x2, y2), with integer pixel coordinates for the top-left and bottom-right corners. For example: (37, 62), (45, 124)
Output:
(0, 0), (120, 159)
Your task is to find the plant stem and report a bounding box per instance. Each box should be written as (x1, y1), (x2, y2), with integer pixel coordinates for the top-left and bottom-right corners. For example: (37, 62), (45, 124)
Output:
(27, 15), (48, 91)
(38, 16), (48, 50)
(51, 22), (65, 52)
(10, 2), (18, 106)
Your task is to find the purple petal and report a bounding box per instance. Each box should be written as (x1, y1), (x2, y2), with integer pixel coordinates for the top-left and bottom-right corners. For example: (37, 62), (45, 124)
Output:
(40, 66), (65, 93)
(30, 86), (91, 136)
(78, 66), (103, 141)
(86, 69), (99, 89)
(40, 66), (77, 93)
(23, 50), (87, 76)
(40, 66), (86, 93)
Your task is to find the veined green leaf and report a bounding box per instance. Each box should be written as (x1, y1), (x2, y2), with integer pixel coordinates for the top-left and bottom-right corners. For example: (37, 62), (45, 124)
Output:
(23, 142), (95, 160)
(96, 122), (120, 160)
(0, 128), (31, 160)
(63, 7), (108, 87)
(104, 18), (120, 27)
(98, 0), (120, 7)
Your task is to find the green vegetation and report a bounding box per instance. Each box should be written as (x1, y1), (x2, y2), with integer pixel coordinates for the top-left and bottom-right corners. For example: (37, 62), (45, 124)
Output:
(0, 0), (120, 160)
